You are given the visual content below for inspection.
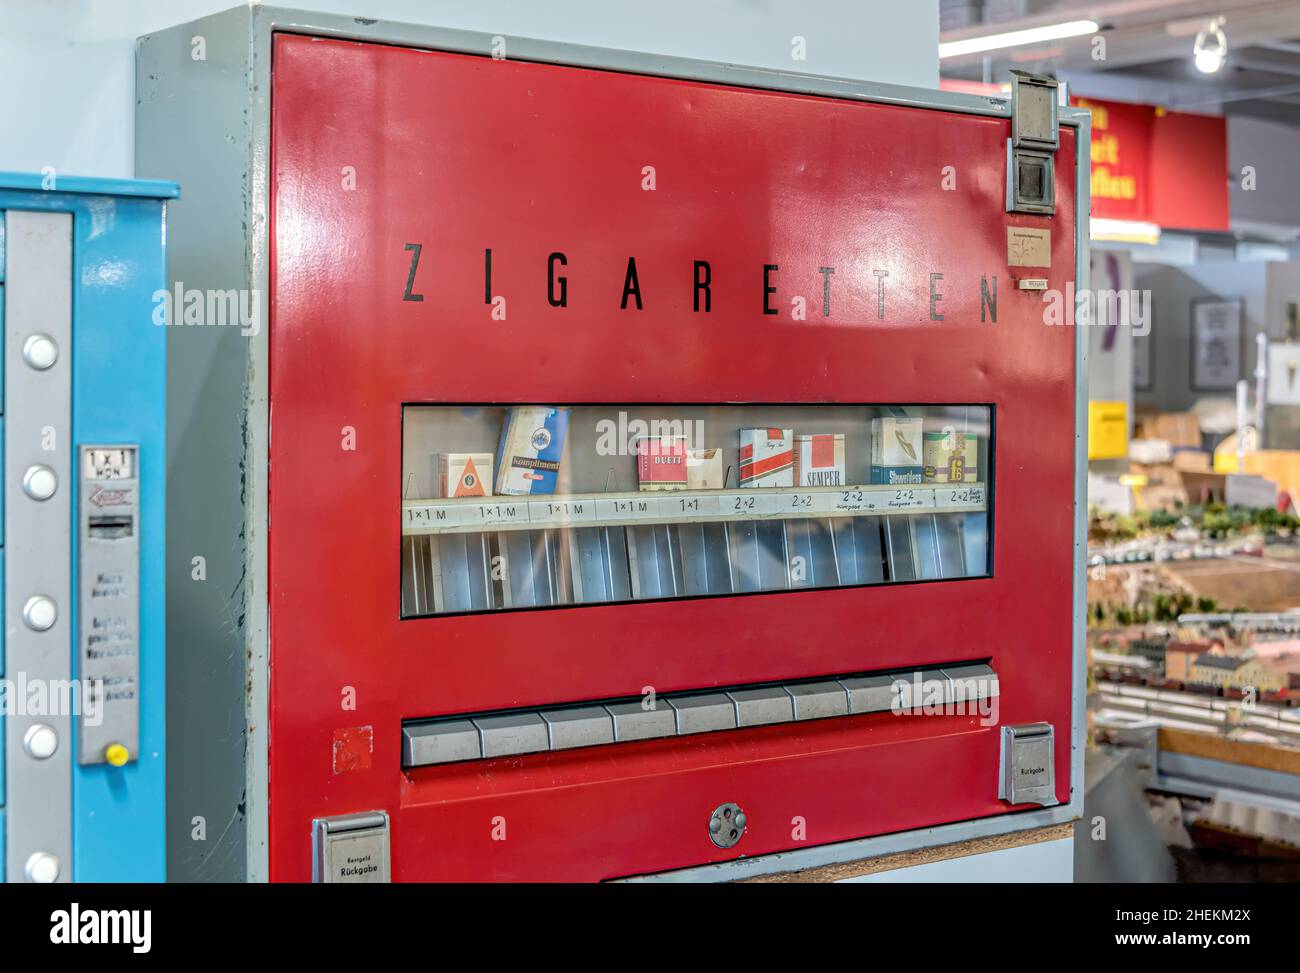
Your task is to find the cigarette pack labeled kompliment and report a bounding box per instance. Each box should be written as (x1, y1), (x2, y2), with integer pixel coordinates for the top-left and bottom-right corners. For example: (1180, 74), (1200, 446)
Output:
(739, 428), (793, 488)
(870, 416), (923, 485)
(923, 423), (979, 483)
(794, 434), (845, 487)
(439, 452), (494, 497)
(686, 448), (724, 489)
(494, 406), (570, 496)
(637, 436), (689, 491)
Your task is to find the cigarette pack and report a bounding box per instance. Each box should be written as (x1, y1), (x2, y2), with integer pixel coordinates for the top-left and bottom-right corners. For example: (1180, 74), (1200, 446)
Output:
(636, 436), (689, 491)
(922, 423), (979, 483)
(686, 447), (725, 489)
(494, 406), (570, 496)
(439, 452), (494, 497)
(870, 416), (923, 485)
(739, 428), (793, 488)
(794, 434), (845, 487)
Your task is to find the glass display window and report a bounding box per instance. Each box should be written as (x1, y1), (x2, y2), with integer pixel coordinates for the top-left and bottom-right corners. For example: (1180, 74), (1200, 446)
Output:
(401, 404), (991, 617)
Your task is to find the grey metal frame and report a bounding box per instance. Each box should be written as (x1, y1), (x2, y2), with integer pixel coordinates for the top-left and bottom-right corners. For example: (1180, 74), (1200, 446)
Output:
(136, 5), (1090, 883)
(4, 211), (75, 882)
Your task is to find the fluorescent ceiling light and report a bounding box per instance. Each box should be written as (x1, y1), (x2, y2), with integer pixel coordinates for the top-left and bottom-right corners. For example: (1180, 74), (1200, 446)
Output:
(940, 20), (1099, 59)
(1091, 218), (1161, 245)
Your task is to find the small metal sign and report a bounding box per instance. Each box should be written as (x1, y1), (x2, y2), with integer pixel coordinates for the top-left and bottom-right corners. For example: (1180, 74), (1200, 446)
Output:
(999, 723), (1058, 807)
(312, 811), (391, 883)
(77, 445), (141, 766)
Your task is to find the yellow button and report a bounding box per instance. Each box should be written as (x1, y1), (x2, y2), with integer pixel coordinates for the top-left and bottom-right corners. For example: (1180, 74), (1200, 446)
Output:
(104, 743), (129, 767)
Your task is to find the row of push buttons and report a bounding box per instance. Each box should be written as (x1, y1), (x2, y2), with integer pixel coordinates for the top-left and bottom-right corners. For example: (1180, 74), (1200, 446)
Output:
(402, 663), (998, 767)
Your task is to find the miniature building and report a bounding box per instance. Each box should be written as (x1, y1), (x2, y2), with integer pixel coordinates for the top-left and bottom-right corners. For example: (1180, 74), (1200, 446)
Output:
(1190, 653), (1285, 693)
(1129, 636), (1168, 669)
(1165, 640), (1213, 681)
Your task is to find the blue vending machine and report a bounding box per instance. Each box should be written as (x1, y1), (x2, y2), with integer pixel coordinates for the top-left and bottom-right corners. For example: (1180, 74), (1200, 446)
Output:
(1, 173), (174, 882)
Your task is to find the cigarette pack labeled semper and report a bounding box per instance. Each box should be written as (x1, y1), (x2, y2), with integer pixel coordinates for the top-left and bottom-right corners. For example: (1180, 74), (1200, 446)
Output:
(636, 436), (688, 490)
(439, 452), (493, 497)
(794, 434), (845, 487)
(739, 428), (793, 488)
(494, 406), (570, 496)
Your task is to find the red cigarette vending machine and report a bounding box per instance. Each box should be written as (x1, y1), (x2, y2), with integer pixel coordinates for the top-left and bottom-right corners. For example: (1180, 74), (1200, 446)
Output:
(139, 9), (1087, 882)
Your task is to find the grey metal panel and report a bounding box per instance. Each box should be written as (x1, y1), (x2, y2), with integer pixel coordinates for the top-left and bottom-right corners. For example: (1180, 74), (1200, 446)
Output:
(910, 515), (942, 580)
(784, 520), (840, 589)
(727, 687), (794, 727)
(667, 693), (737, 734)
(676, 523), (734, 596)
(436, 532), (494, 613)
(571, 525), (632, 603)
(960, 512), (988, 577)
(4, 209), (73, 882)
(604, 700), (677, 742)
(883, 518), (916, 581)
(402, 719), (481, 766)
(473, 712), (549, 758)
(729, 520), (790, 592)
(137, 4), (260, 881)
(839, 674), (900, 715)
(627, 524), (683, 599)
(786, 681), (850, 721)
(833, 517), (886, 585)
(933, 514), (967, 578)
(1068, 105), (1092, 823)
(540, 706), (615, 750)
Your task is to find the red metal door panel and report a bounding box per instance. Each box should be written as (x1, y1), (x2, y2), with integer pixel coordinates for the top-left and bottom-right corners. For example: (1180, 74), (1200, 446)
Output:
(269, 34), (1078, 881)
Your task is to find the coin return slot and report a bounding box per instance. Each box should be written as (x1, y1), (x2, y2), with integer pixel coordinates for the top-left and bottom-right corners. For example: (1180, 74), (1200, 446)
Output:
(402, 661), (999, 767)
(88, 515), (134, 539)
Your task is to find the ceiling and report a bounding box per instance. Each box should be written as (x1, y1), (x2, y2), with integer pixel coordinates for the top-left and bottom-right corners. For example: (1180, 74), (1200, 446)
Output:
(940, 0), (1300, 126)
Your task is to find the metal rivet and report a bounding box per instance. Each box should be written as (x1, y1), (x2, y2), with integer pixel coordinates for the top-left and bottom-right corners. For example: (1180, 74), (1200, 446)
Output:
(22, 595), (57, 632)
(22, 333), (58, 370)
(24, 852), (60, 884)
(22, 724), (58, 760)
(21, 464), (58, 501)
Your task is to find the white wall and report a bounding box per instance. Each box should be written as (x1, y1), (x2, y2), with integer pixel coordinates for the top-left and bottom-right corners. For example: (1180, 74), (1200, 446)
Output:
(0, 0), (939, 179)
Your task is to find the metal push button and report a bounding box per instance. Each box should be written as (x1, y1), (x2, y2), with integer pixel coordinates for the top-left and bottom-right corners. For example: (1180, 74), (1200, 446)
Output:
(402, 719), (481, 766)
(999, 722), (1058, 807)
(24, 852), (61, 884)
(727, 686), (794, 727)
(23, 724), (59, 760)
(838, 674), (902, 715)
(668, 693), (737, 734)
(540, 706), (615, 750)
(22, 333), (59, 370)
(943, 663), (999, 704)
(605, 700), (677, 742)
(22, 464), (58, 501)
(22, 595), (57, 631)
(473, 712), (549, 758)
(785, 681), (850, 721)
